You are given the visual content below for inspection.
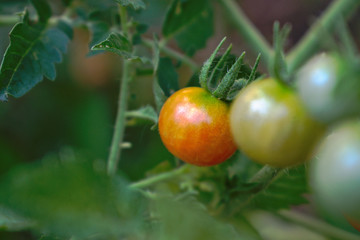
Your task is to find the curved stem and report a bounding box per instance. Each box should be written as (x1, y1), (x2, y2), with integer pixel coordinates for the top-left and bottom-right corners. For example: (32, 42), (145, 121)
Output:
(278, 210), (360, 240)
(143, 39), (199, 72)
(107, 60), (131, 175)
(0, 15), (20, 26)
(130, 165), (189, 189)
(249, 165), (282, 183)
(287, 0), (360, 74)
(217, 0), (273, 68)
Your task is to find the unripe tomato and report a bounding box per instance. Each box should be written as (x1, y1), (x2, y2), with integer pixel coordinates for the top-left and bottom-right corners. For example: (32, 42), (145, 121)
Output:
(158, 87), (237, 166)
(296, 53), (360, 123)
(229, 78), (324, 168)
(311, 120), (360, 222)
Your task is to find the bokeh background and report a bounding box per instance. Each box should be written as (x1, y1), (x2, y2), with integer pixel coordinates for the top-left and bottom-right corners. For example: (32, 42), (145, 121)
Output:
(0, 0), (359, 238)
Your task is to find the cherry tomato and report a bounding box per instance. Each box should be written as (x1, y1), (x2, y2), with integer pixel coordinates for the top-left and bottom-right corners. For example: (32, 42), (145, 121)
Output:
(311, 120), (360, 222)
(296, 53), (360, 123)
(229, 78), (324, 168)
(158, 87), (237, 166)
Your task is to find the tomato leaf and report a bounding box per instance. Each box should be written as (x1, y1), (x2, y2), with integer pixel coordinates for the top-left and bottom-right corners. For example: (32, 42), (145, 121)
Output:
(151, 196), (244, 240)
(156, 57), (179, 97)
(0, 159), (146, 238)
(249, 166), (309, 210)
(91, 32), (132, 57)
(31, 0), (51, 23)
(0, 12), (71, 101)
(87, 21), (111, 50)
(162, 0), (213, 56)
(91, 32), (150, 63)
(115, 0), (146, 10)
(126, 105), (158, 126)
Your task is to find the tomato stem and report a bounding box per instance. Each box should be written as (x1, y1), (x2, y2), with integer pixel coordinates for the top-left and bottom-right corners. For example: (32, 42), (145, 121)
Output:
(107, 5), (132, 176)
(0, 15), (20, 26)
(217, 0), (273, 69)
(129, 165), (189, 189)
(249, 165), (282, 184)
(142, 39), (199, 72)
(278, 210), (360, 240)
(287, 0), (360, 74)
(107, 59), (131, 176)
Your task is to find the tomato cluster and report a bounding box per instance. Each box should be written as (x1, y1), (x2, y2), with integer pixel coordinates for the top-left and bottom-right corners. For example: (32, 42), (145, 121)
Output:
(158, 52), (360, 229)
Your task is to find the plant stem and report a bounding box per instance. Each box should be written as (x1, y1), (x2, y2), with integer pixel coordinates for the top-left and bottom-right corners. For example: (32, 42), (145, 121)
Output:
(0, 15), (20, 26)
(119, 6), (128, 36)
(217, 0), (273, 68)
(130, 165), (189, 189)
(249, 165), (282, 183)
(107, 60), (131, 175)
(278, 210), (360, 240)
(143, 39), (199, 72)
(287, 0), (360, 74)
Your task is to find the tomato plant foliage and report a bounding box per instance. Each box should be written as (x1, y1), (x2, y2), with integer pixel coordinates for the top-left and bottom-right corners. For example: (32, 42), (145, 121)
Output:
(0, 0), (360, 239)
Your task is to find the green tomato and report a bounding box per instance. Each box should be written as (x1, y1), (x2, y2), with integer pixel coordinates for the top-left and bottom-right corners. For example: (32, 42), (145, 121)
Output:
(311, 120), (360, 221)
(296, 53), (360, 123)
(230, 78), (324, 168)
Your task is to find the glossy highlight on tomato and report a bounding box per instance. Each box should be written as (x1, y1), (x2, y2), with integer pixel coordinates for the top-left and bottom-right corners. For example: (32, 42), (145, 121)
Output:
(158, 87), (237, 166)
(230, 78), (324, 168)
(296, 53), (360, 123)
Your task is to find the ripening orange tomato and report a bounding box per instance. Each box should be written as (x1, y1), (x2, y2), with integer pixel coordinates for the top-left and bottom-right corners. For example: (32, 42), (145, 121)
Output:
(158, 87), (237, 166)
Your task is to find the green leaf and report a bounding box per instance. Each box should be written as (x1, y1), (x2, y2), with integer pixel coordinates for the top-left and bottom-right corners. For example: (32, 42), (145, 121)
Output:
(0, 19), (71, 101)
(126, 105), (158, 126)
(115, 0), (146, 10)
(91, 32), (132, 56)
(0, 206), (34, 231)
(0, 159), (146, 238)
(162, 0), (213, 56)
(31, 0), (52, 23)
(156, 57), (179, 97)
(251, 166), (309, 210)
(91, 32), (150, 63)
(87, 21), (111, 49)
(152, 196), (242, 240)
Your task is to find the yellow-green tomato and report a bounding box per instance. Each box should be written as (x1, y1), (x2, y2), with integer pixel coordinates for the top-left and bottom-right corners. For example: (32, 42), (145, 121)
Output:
(229, 78), (324, 167)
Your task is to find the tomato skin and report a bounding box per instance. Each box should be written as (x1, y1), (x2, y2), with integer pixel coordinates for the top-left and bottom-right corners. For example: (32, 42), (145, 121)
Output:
(229, 78), (324, 168)
(158, 87), (237, 166)
(311, 120), (360, 221)
(296, 53), (360, 123)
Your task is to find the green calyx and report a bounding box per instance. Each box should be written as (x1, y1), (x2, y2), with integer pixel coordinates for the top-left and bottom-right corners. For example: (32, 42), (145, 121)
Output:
(199, 37), (262, 101)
